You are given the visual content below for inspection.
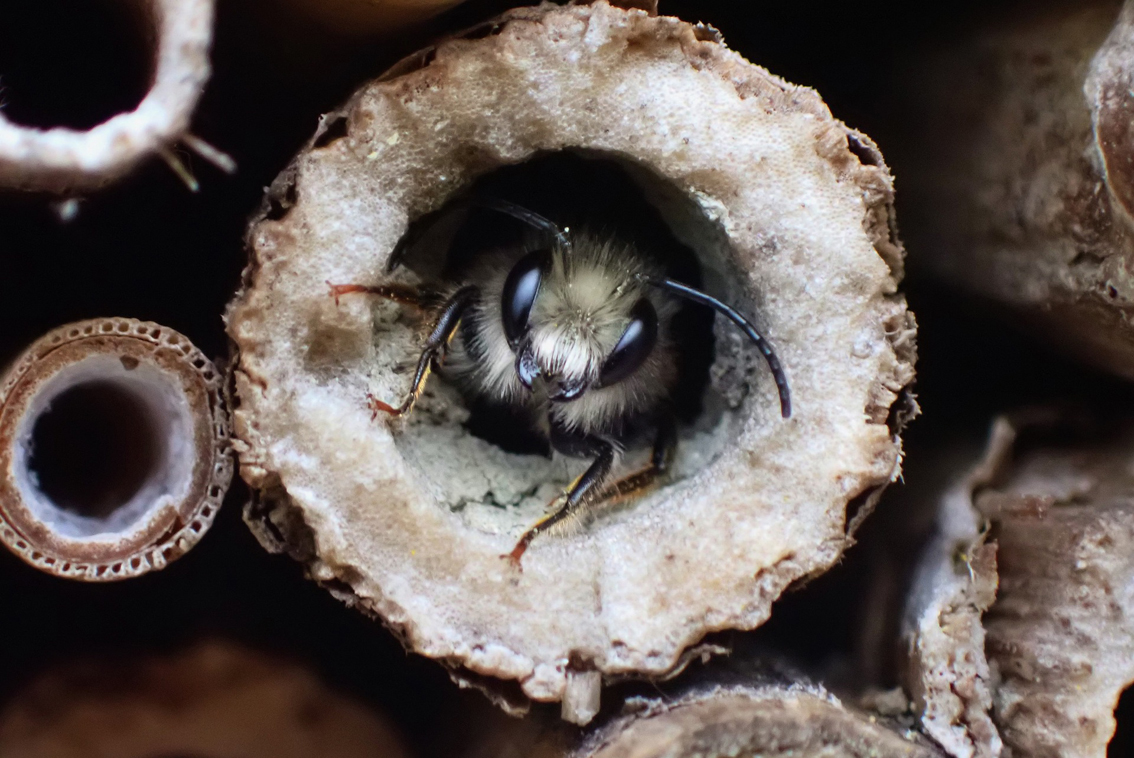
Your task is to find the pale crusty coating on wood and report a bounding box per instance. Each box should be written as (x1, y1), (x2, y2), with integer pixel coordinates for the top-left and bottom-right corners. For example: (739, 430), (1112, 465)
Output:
(227, 0), (916, 717)
(903, 421), (1010, 758)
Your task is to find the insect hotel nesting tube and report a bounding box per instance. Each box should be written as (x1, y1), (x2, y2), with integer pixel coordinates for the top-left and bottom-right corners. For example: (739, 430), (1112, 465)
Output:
(0, 642), (410, 758)
(902, 0), (1134, 379)
(0, 318), (232, 580)
(469, 681), (941, 758)
(228, 0), (917, 721)
(904, 414), (1134, 758)
(0, 0), (218, 193)
(574, 688), (938, 758)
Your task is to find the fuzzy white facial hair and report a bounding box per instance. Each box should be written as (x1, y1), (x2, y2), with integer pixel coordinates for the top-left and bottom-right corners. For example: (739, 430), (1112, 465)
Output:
(448, 234), (678, 436)
(526, 248), (640, 387)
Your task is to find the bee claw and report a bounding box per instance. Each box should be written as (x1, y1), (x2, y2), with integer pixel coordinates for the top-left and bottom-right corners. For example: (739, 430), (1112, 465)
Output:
(503, 527), (539, 570)
(501, 548), (525, 572)
(327, 281), (367, 307)
(366, 392), (399, 420)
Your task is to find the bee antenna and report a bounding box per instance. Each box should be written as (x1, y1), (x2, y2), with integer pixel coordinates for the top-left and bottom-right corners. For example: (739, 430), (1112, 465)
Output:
(387, 197), (571, 272)
(646, 277), (791, 419)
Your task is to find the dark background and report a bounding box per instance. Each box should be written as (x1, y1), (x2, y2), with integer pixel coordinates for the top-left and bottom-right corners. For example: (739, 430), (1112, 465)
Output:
(1, 0), (1130, 755)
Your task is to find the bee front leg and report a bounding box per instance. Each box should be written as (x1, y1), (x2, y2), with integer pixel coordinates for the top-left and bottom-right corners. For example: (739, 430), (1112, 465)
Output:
(600, 414), (677, 503)
(506, 428), (615, 568)
(362, 284), (479, 418)
(326, 281), (427, 308)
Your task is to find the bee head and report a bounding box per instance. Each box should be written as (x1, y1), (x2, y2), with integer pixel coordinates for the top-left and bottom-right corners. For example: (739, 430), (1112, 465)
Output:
(501, 247), (658, 403)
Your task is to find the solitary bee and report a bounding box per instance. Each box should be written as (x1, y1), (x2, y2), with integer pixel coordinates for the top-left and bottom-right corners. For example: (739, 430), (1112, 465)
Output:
(330, 199), (790, 566)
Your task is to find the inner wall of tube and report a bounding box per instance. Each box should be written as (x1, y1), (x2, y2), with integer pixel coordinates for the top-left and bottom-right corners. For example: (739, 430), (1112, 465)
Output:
(387, 151), (760, 534)
(0, 0), (152, 129)
(14, 355), (195, 539)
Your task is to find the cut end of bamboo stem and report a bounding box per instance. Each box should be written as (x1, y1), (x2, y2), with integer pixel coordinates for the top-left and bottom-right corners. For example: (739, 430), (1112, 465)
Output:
(0, 318), (232, 580)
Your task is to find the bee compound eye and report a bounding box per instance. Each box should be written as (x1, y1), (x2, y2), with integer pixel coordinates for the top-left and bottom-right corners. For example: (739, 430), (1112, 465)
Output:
(501, 249), (549, 349)
(598, 298), (658, 387)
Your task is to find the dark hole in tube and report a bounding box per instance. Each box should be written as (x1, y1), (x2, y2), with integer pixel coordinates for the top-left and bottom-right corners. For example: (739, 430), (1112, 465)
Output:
(1110, 685), (1134, 757)
(29, 380), (163, 520)
(398, 151), (715, 455)
(0, 0), (153, 129)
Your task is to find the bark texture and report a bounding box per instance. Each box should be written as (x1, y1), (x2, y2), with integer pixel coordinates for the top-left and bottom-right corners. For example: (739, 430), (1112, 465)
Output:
(902, 423), (1010, 758)
(977, 419), (1134, 758)
(903, 1), (1134, 379)
(904, 414), (1134, 758)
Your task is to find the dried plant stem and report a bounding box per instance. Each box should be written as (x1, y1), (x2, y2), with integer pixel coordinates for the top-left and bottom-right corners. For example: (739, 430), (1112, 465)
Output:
(228, 0), (914, 719)
(0, 0), (214, 193)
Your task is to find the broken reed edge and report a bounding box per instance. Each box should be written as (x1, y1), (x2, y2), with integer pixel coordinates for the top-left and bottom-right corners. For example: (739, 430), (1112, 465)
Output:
(902, 420), (1011, 758)
(0, 318), (233, 581)
(0, 0), (213, 193)
(904, 412), (1134, 758)
(978, 414), (1134, 758)
(905, 0), (1134, 380)
(227, 0), (917, 720)
(0, 641), (411, 758)
(470, 683), (941, 758)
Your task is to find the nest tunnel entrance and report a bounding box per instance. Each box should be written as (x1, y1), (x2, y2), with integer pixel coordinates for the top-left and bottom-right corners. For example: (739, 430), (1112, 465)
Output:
(29, 379), (163, 520)
(0, 0), (153, 129)
(397, 151), (719, 454)
(14, 354), (197, 540)
(377, 151), (776, 535)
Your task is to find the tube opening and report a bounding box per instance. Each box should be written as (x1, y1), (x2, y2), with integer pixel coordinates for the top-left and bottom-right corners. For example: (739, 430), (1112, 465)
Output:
(29, 380), (162, 520)
(381, 150), (765, 534)
(13, 354), (196, 539)
(0, 0), (153, 129)
(401, 151), (718, 442)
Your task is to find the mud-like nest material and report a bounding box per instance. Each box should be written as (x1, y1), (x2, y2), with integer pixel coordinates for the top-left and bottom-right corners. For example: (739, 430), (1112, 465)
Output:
(903, 1), (1134, 379)
(902, 421), (1009, 758)
(0, 318), (232, 580)
(0, 642), (409, 758)
(0, 0), (213, 193)
(228, 0), (916, 715)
